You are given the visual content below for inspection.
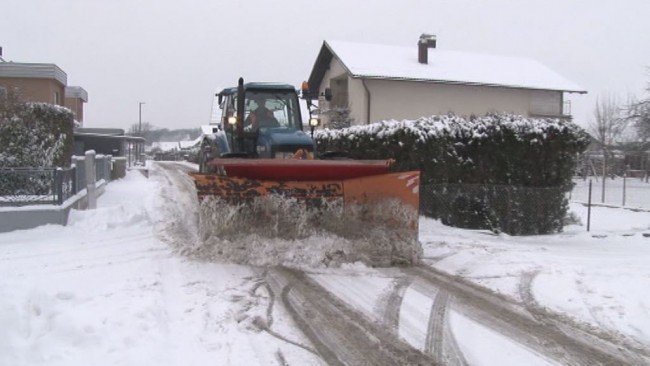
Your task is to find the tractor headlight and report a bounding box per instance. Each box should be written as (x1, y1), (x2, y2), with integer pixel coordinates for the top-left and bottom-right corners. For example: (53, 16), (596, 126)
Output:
(227, 116), (237, 125)
(309, 118), (320, 127)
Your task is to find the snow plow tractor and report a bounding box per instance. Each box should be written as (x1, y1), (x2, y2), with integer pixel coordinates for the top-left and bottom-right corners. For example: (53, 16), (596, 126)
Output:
(189, 78), (422, 266)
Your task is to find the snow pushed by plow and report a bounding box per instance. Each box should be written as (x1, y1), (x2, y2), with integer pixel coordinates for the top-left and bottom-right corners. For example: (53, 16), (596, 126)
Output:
(154, 163), (421, 268)
(194, 196), (422, 268)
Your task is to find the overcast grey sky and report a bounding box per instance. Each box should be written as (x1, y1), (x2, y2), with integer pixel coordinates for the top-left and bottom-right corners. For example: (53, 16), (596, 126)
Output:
(2, 0), (649, 131)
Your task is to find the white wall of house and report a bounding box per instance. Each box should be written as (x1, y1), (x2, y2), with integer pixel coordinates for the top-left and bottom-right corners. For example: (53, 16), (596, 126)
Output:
(317, 57), (352, 127)
(347, 77), (367, 124)
(317, 57), (565, 126)
(319, 57), (347, 95)
(339, 78), (564, 124)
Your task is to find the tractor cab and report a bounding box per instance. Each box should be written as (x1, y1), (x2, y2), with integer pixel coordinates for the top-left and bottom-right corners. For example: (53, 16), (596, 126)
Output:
(216, 81), (314, 159)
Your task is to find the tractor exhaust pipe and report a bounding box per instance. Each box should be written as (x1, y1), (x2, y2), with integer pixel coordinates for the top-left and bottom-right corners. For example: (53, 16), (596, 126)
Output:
(236, 77), (245, 146)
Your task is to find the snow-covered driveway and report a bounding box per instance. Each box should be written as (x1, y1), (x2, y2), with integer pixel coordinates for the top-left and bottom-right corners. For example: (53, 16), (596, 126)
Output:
(1, 162), (648, 365)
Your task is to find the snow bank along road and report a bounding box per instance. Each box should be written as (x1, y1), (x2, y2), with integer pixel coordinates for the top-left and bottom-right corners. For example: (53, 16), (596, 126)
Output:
(1, 161), (647, 365)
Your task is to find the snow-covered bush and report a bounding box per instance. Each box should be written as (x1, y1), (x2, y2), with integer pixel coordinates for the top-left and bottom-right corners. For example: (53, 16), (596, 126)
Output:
(326, 106), (353, 129)
(314, 113), (590, 235)
(0, 91), (74, 168)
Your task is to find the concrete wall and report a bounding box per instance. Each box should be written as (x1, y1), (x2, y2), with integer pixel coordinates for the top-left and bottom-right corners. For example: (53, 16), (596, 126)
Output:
(0, 181), (106, 232)
(0, 153), (111, 233)
(64, 96), (84, 122)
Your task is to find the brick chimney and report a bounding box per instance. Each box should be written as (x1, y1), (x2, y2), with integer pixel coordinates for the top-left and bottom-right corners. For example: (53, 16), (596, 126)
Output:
(418, 34), (437, 64)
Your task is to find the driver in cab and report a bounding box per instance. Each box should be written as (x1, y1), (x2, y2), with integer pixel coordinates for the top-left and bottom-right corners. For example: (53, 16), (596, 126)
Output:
(245, 95), (279, 129)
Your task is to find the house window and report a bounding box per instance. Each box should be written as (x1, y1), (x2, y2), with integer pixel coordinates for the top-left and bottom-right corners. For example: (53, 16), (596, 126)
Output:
(54, 91), (60, 105)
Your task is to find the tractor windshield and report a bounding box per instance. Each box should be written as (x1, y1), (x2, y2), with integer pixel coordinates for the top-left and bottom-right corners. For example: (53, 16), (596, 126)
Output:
(243, 90), (302, 130)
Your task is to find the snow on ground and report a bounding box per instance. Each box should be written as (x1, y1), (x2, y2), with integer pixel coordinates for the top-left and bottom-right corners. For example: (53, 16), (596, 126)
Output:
(420, 201), (650, 347)
(449, 310), (556, 366)
(1, 165), (649, 364)
(0, 169), (320, 366)
(572, 176), (650, 210)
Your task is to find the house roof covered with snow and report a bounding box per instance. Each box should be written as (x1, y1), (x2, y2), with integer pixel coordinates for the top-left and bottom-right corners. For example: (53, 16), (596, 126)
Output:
(201, 124), (221, 136)
(65, 86), (88, 102)
(308, 40), (586, 94)
(151, 141), (182, 152)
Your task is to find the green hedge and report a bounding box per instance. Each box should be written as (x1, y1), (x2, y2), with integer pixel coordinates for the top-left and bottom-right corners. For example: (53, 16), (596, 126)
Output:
(314, 114), (590, 235)
(0, 94), (74, 168)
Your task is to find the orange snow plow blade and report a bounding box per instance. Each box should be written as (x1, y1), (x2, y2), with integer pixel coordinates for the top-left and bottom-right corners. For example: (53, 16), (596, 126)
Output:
(188, 161), (421, 266)
(190, 170), (419, 211)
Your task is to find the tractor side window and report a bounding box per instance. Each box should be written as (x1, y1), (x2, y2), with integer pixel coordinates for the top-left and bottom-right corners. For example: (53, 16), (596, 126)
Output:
(274, 109), (288, 127)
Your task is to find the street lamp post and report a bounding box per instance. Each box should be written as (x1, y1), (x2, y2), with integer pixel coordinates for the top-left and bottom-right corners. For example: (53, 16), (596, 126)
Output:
(138, 102), (146, 135)
(138, 102), (145, 165)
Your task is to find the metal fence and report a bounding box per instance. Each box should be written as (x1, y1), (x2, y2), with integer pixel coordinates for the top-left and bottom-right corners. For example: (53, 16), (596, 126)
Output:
(0, 167), (77, 206)
(1, 154), (114, 207)
(420, 183), (569, 235)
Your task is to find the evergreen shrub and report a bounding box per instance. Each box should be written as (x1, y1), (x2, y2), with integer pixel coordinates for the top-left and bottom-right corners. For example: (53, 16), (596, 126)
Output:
(0, 91), (74, 168)
(314, 114), (590, 235)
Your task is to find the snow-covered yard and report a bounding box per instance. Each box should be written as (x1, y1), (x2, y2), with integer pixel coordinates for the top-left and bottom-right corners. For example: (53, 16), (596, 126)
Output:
(1, 164), (649, 365)
(572, 176), (650, 210)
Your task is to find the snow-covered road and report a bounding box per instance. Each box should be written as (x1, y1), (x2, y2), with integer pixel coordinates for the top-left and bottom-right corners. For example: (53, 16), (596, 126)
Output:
(1, 162), (649, 365)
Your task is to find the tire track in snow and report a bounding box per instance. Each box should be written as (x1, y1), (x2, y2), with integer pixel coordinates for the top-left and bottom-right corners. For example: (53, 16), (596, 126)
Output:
(251, 272), (319, 357)
(424, 290), (468, 366)
(374, 276), (411, 333)
(270, 267), (438, 366)
(425, 290), (447, 356)
(519, 270), (650, 363)
(409, 265), (644, 365)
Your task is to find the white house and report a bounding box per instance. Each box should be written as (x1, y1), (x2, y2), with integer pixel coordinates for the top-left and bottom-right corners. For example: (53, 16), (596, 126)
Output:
(307, 35), (587, 127)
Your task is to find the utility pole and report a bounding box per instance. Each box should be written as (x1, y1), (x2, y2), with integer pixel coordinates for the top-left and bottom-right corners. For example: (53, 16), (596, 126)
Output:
(138, 101), (145, 165)
(139, 102), (146, 135)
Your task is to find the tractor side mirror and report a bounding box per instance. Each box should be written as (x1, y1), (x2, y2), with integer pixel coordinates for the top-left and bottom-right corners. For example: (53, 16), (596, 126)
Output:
(324, 88), (332, 102)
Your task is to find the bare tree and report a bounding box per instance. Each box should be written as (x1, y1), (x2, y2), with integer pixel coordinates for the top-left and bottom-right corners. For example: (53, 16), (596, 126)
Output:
(628, 82), (650, 142)
(589, 95), (628, 202)
(128, 121), (155, 136)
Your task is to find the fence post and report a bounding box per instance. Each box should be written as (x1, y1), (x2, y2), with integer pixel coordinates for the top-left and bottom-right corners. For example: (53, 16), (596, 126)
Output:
(56, 169), (64, 205)
(587, 179), (592, 232)
(105, 155), (112, 182)
(72, 165), (77, 195)
(50, 169), (57, 205)
(85, 150), (97, 209)
(622, 171), (627, 206)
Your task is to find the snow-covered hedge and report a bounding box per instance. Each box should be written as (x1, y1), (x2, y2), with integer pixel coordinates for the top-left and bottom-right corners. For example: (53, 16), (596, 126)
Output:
(0, 95), (74, 168)
(314, 114), (590, 235)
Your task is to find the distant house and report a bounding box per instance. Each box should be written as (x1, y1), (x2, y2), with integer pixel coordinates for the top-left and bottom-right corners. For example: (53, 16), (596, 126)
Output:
(307, 35), (587, 127)
(73, 127), (145, 167)
(0, 47), (88, 125)
(65, 86), (88, 126)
